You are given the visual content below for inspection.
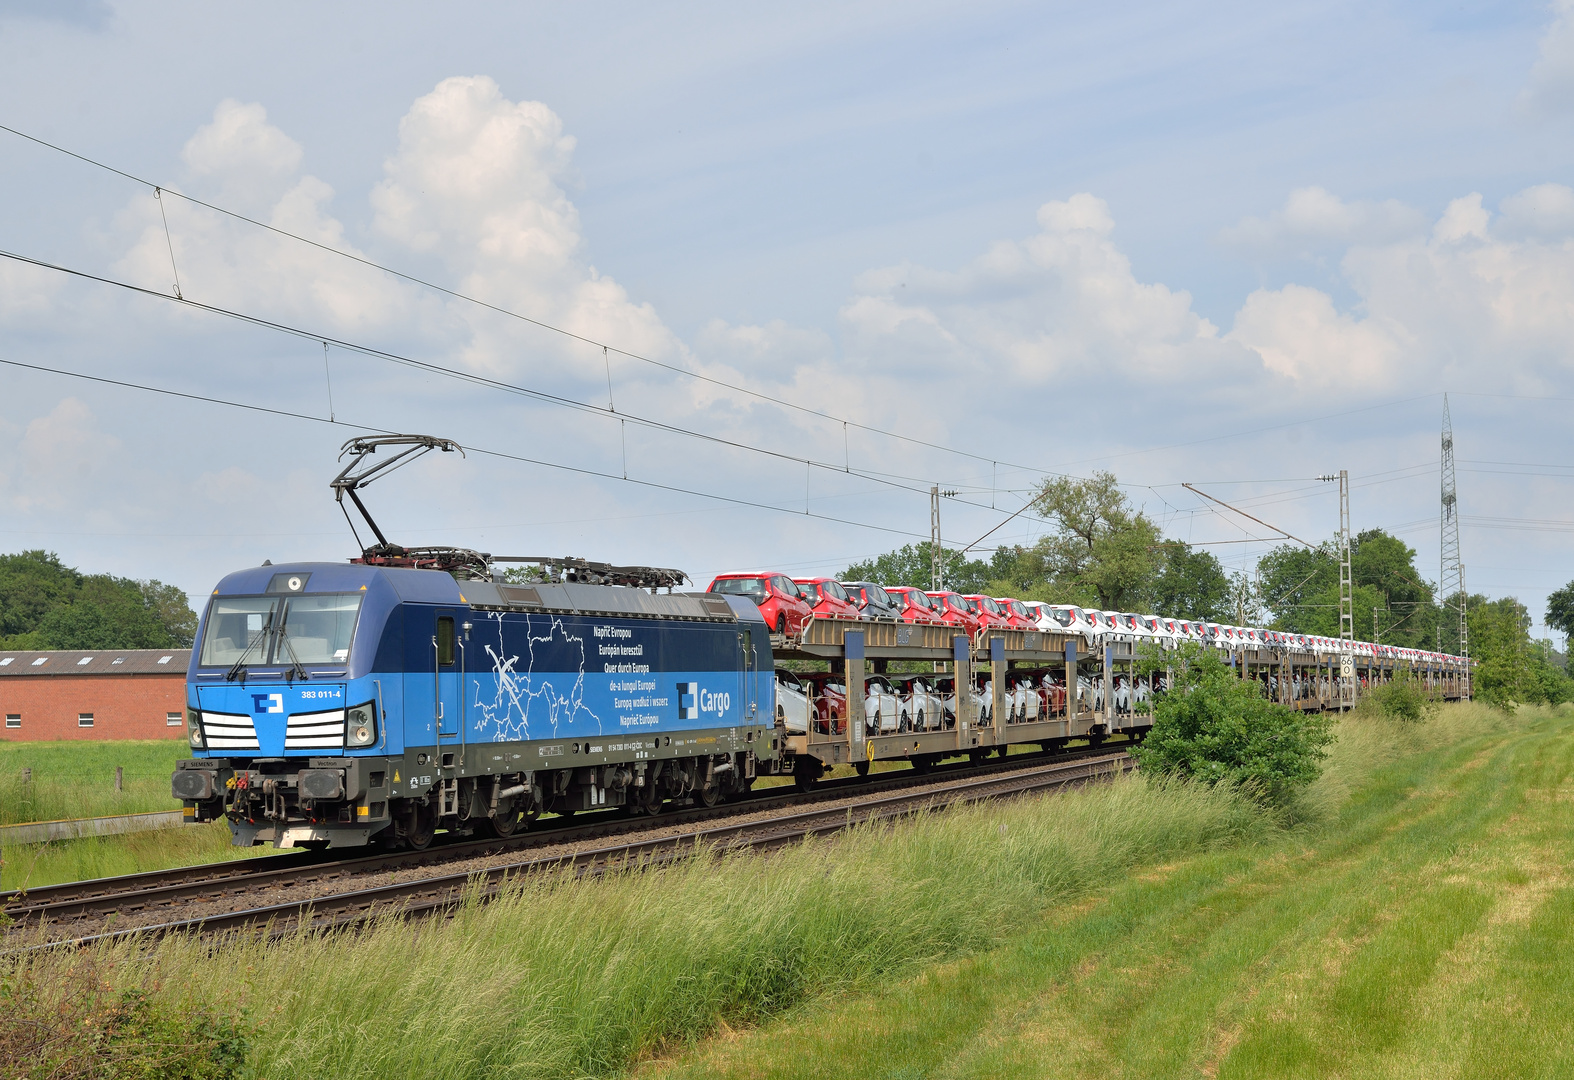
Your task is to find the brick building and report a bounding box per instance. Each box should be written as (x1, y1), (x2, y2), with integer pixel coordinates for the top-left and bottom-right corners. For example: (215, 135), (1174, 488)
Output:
(0, 649), (190, 741)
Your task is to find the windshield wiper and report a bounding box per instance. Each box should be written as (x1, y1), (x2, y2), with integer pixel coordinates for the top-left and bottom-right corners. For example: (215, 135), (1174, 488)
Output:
(274, 623), (309, 683)
(225, 611), (275, 683)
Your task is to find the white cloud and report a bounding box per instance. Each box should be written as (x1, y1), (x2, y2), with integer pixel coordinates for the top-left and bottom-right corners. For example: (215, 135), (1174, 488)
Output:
(1224, 188), (1574, 388)
(0, 398), (122, 514)
(1217, 186), (1426, 258)
(1520, 0), (1574, 115)
(838, 193), (1241, 391)
(370, 76), (679, 377)
(113, 99), (418, 336)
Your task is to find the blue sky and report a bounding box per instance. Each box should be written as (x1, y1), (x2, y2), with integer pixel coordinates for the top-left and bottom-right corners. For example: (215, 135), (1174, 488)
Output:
(1, 1), (1572, 639)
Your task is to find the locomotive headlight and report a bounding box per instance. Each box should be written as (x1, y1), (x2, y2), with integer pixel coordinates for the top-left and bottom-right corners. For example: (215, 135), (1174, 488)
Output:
(187, 707), (204, 748)
(346, 701), (377, 746)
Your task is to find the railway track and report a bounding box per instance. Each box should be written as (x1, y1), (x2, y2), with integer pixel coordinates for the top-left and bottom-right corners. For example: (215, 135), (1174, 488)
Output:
(6, 745), (1132, 948)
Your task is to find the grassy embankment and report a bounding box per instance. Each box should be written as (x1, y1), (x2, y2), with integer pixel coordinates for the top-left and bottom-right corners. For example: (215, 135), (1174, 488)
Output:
(0, 740), (270, 890)
(648, 700), (1574, 1079)
(6, 701), (1562, 1079)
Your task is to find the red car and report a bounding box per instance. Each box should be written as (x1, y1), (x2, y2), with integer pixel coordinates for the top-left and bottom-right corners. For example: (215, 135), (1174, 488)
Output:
(706, 572), (814, 635)
(800, 671), (848, 735)
(993, 598), (1038, 630)
(925, 590), (982, 636)
(885, 586), (944, 625)
(792, 577), (863, 621)
(961, 595), (1012, 630)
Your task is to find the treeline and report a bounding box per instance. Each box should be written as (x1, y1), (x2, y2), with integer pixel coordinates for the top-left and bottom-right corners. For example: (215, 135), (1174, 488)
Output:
(843, 470), (1574, 707)
(0, 550), (197, 650)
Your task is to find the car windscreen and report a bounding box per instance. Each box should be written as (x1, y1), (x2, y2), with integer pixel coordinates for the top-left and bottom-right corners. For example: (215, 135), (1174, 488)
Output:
(199, 593), (363, 666)
(710, 577), (768, 603)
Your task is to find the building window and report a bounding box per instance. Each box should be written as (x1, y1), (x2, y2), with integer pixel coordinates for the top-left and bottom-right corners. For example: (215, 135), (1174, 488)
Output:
(78, 713), (94, 728)
(5, 715), (18, 729)
(166, 712), (182, 727)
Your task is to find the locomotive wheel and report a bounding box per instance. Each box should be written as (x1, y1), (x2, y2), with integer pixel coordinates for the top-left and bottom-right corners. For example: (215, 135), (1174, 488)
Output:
(698, 776), (722, 807)
(404, 803), (435, 851)
(490, 808), (522, 837)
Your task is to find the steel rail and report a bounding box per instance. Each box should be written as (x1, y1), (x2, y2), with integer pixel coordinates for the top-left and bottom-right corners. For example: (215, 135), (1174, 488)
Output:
(2, 741), (1132, 924)
(20, 751), (1131, 949)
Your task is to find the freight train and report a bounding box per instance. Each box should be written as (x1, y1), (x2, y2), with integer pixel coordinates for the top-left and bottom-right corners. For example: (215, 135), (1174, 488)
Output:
(170, 436), (1470, 851)
(171, 554), (1471, 851)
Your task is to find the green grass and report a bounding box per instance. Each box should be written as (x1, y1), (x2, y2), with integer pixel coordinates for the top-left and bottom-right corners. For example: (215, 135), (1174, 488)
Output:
(639, 701), (1574, 1080)
(15, 763), (1270, 1078)
(0, 820), (276, 892)
(0, 740), (191, 825)
(5, 702), (1549, 1079)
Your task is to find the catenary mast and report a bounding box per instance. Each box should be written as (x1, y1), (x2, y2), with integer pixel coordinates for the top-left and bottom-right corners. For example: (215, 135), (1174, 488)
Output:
(1440, 395), (1468, 659)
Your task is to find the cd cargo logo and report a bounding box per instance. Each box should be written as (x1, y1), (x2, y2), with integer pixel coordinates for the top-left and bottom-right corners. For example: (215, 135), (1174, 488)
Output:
(677, 682), (730, 720)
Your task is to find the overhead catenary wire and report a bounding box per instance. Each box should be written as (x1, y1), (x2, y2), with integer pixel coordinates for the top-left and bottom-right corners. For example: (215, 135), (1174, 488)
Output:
(0, 245), (1044, 523)
(0, 354), (944, 544)
(0, 121), (1074, 482)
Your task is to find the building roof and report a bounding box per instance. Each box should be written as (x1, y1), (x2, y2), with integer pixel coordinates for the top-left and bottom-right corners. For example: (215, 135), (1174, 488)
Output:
(0, 649), (189, 677)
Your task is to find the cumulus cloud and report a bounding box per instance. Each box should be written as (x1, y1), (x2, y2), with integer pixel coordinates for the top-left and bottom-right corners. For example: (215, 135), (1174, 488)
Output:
(1217, 186), (1426, 258)
(0, 398), (122, 514)
(1224, 189), (1574, 388)
(113, 99), (419, 337)
(839, 193), (1242, 391)
(370, 76), (679, 377)
(1520, 0), (1574, 115)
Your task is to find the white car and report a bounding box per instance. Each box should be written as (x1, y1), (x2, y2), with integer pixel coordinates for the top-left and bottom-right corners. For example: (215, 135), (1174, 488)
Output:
(864, 673), (904, 735)
(892, 675), (947, 731)
(773, 669), (810, 734)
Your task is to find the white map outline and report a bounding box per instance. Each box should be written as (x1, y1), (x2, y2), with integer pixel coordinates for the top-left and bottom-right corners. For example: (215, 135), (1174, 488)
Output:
(471, 611), (604, 742)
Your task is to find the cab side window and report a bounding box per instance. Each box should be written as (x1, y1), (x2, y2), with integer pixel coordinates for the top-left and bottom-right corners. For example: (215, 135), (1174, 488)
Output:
(436, 616), (455, 666)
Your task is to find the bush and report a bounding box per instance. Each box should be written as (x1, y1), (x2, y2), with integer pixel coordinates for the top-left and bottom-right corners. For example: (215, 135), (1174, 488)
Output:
(1363, 670), (1440, 724)
(1133, 647), (1334, 804)
(0, 956), (246, 1079)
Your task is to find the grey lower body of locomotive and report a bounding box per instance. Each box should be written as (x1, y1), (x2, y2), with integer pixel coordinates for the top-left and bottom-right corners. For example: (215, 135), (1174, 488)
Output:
(173, 722), (777, 849)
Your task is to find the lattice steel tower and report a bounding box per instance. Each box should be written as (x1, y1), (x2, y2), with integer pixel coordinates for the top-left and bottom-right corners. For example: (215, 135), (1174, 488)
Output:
(1440, 396), (1468, 659)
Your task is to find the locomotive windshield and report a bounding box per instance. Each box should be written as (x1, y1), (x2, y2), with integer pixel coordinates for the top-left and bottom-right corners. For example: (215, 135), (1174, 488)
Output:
(199, 593), (364, 667)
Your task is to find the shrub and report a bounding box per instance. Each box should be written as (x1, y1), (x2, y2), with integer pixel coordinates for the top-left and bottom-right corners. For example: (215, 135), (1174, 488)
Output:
(0, 956), (246, 1079)
(1363, 670), (1440, 724)
(1133, 646), (1334, 804)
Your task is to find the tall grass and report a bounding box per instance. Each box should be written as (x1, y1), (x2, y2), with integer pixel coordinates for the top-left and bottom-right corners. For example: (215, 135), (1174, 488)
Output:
(0, 821), (272, 892)
(0, 741), (190, 825)
(1289, 699), (1548, 823)
(35, 774), (1269, 1079)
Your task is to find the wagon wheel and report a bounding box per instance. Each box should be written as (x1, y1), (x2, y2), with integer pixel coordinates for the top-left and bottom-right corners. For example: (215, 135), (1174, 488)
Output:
(854, 759), (870, 777)
(793, 757), (822, 792)
(404, 802), (435, 851)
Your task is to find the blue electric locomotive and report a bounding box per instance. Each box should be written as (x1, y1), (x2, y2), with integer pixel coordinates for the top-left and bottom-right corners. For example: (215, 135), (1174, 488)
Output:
(173, 561), (777, 849)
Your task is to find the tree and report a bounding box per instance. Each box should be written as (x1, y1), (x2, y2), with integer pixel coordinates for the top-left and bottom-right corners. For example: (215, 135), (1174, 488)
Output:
(1132, 645), (1334, 804)
(1467, 596), (1574, 708)
(840, 543), (994, 594)
(1150, 542), (1231, 622)
(0, 550), (197, 650)
(1030, 471), (1162, 611)
(1258, 530), (1439, 648)
(1547, 581), (1574, 640)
